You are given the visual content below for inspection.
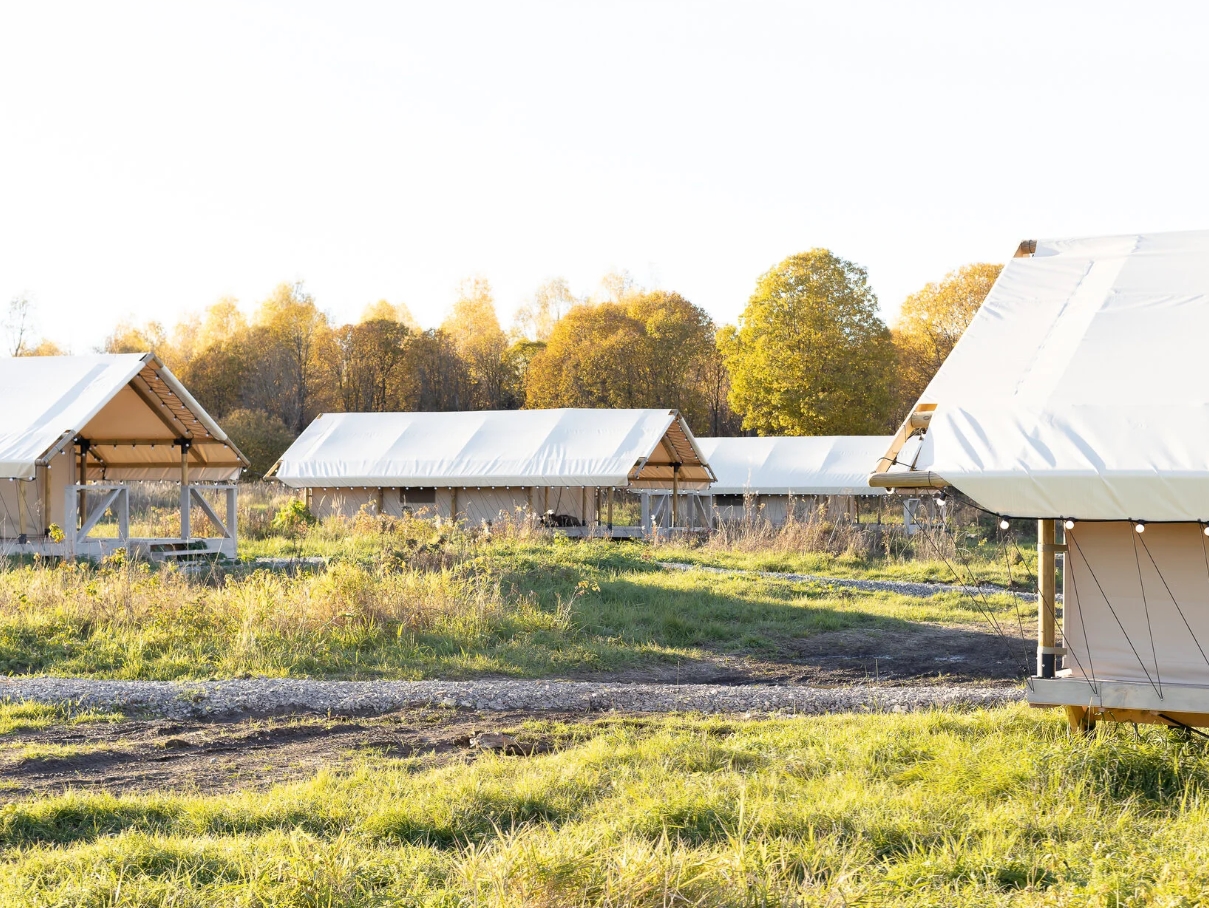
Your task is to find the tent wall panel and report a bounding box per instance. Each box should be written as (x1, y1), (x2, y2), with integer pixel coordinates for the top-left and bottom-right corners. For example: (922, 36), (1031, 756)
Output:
(307, 485), (599, 526)
(1064, 521), (1209, 688)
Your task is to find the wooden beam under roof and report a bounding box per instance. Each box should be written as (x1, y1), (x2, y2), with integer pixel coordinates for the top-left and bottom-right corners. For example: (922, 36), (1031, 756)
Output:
(137, 361), (216, 440)
(128, 373), (193, 439)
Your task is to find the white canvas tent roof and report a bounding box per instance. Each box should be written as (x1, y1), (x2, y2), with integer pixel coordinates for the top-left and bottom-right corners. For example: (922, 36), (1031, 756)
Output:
(0, 353), (247, 481)
(889, 230), (1209, 522)
(270, 409), (714, 490)
(698, 436), (891, 496)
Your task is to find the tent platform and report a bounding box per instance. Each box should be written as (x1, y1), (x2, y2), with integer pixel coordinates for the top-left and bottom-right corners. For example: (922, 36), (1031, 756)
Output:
(552, 525), (711, 540)
(2, 535), (235, 561)
(1029, 676), (1209, 729)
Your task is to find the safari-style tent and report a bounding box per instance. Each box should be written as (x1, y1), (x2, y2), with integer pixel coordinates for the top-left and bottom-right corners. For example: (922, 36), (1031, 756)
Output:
(0, 353), (248, 558)
(872, 229), (1209, 731)
(269, 408), (715, 535)
(697, 435), (891, 525)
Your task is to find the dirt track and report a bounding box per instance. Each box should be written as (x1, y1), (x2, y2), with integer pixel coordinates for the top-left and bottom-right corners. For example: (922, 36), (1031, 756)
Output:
(0, 708), (552, 800)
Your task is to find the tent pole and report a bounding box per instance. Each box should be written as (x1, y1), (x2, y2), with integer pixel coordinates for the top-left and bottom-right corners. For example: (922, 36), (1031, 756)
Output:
(672, 465), (680, 530)
(180, 441), (191, 540)
(451, 487), (459, 525)
(1038, 519), (1056, 678)
(17, 479), (27, 539)
(39, 463), (48, 535)
(607, 487), (614, 532)
(77, 441), (89, 528)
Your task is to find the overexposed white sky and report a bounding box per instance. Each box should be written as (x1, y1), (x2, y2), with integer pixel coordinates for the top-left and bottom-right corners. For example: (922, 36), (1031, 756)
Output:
(2, 1), (1208, 351)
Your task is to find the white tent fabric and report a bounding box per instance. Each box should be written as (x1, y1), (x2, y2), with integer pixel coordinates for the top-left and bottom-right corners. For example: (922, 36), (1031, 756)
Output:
(0, 354), (244, 481)
(0, 355), (145, 478)
(909, 230), (1209, 521)
(272, 409), (712, 489)
(1063, 521), (1209, 688)
(698, 436), (891, 496)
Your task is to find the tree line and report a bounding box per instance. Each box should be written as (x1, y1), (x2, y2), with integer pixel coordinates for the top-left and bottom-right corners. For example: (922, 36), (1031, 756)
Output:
(3, 251), (1002, 475)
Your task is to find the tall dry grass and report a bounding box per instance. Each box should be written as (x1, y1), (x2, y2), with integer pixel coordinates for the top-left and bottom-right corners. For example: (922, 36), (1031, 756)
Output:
(0, 546), (551, 678)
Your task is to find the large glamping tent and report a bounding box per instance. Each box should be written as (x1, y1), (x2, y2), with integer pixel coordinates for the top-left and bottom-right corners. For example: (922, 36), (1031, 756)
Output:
(698, 436), (890, 524)
(270, 408), (714, 535)
(0, 353), (248, 557)
(872, 229), (1209, 730)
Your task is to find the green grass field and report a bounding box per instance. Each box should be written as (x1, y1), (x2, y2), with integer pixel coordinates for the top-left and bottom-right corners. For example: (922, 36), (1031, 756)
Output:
(0, 704), (1205, 906)
(0, 523), (1032, 680)
(0, 513), (1195, 905)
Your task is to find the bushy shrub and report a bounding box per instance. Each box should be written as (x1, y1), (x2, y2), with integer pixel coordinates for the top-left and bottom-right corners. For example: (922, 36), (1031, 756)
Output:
(271, 499), (316, 533)
(222, 409), (296, 478)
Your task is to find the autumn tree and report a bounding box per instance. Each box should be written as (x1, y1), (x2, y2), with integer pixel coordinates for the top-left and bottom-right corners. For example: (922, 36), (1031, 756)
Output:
(4, 297), (63, 356)
(361, 299), (420, 332)
(514, 278), (580, 341)
(524, 290), (721, 431)
(176, 298), (254, 419)
(701, 328), (742, 436)
(246, 282), (337, 433)
(626, 291), (719, 428)
(218, 409), (294, 476)
(18, 339), (65, 356)
(597, 269), (640, 304)
(525, 303), (644, 411)
(333, 318), (412, 412)
(892, 263), (1001, 419)
(408, 329), (475, 410)
(102, 319), (168, 356)
(501, 339), (545, 408)
(196, 297), (247, 349)
(441, 277), (511, 409)
(721, 249), (895, 436)
(3, 297), (36, 356)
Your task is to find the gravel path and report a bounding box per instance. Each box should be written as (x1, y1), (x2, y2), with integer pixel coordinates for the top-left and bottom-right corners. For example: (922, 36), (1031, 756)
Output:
(658, 561), (1046, 601)
(0, 678), (1024, 721)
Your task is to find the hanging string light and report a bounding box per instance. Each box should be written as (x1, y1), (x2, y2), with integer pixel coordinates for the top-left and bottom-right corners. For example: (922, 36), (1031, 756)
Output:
(1064, 519), (1075, 530)
(1135, 522), (1146, 534)
(998, 517), (1010, 530)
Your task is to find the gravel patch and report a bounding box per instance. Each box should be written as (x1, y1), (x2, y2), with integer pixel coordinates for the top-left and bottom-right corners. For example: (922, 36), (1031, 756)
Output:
(0, 678), (1024, 721)
(659, 561), (1049, 601)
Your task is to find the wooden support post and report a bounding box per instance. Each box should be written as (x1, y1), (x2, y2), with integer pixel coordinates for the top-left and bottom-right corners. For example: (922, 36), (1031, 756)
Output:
(377, 487), (384, 516)
(527, 486), (533, 516)
(582, 487), (588, 527)
(77, 441), (88, 528)
(1064, 705), (1095, 733)
(1038, 518), (1056, 678)
(180, 441), (191, 540)
(671, 465), (680, 529)
(607, 487), (614, 531)
(16, 479), (28, 539)
(38, 463), (49, 536)
(450, 487), (459, 524)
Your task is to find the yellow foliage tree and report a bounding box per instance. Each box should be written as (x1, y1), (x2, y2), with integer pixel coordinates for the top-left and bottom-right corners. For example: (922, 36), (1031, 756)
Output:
(102, 319), (172, 360)
(721, 249), (895, 436)
(892, 263), (1002, 419)
(198, 297), (248, 350)
(441, 278), (510, 408)
(524, 290), (722, 430)
(513, 278), (580, 341)
(361, 299), (420, 331)
(249, 282), (337, 433)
